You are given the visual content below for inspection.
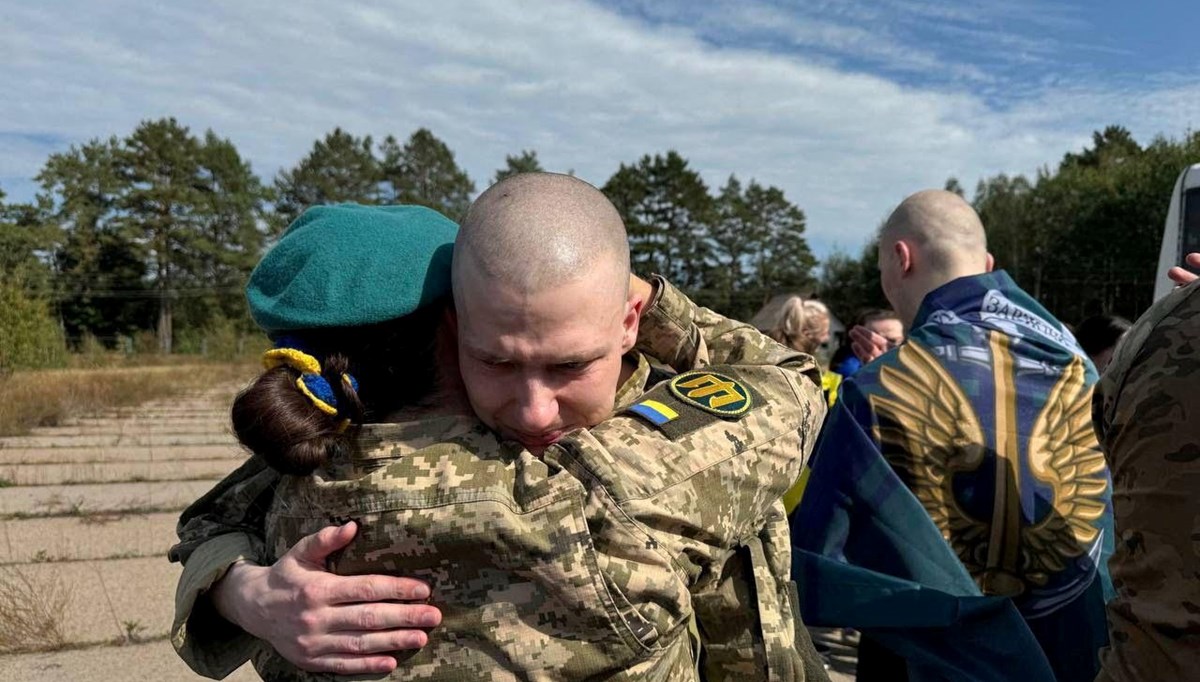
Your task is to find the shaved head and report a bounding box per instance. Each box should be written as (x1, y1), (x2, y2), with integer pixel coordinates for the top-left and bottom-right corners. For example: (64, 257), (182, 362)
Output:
(880, 190), (988, 272)
(453, 172), (630, 300)
(450, 172), (642, 453)
(877, 189), (994, 326)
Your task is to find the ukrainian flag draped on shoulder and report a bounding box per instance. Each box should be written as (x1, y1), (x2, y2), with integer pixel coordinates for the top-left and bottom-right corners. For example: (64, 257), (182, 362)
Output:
(791, 270), (1114, 682)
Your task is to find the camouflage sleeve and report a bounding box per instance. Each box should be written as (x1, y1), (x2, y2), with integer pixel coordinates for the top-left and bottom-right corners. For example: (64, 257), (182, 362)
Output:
(1093, 281), (1200, 682)
(168, 455), (279, 678)
(637, 276), (815, 379)
(552, 354), (826, 680)
(630, 276), (826, 681)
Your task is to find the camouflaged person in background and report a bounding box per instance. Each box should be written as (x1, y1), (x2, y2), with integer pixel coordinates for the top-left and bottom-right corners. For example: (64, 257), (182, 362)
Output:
(172, 278), (830, 682)
(1093, 278), (1200, 682)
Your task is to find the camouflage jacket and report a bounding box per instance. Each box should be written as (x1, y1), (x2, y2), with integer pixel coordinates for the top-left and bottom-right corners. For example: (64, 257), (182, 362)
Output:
(1093, 280), (1200, 682)
(169, 279), (829, 681)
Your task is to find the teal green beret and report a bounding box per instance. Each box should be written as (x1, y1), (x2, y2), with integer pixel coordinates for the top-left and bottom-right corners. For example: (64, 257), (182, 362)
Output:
(247, 204), (458, 333)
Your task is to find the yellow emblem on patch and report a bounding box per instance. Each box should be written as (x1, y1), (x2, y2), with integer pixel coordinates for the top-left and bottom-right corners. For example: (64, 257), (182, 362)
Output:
(668, 370), (752, 417)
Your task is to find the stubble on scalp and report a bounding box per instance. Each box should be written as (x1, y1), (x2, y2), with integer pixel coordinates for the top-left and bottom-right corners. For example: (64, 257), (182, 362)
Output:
(453, 173), (632, 304)
(880, 189), (988, 271)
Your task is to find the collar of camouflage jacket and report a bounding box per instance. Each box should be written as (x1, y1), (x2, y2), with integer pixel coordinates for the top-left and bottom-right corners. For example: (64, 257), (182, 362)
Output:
(614, 351), (652, 412)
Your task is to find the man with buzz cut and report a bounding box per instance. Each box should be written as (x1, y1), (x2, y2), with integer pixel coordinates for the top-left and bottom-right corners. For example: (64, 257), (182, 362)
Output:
(792, 189), (1114, 682)
(170, 173), (830, 680)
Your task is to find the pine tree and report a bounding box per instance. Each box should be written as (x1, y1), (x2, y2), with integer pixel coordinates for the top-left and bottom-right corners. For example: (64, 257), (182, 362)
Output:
(380, 128), (475, 219)
(185, 131), (269, 329)
(117, 119), (268, 352)
(274, 128), (378, 230)
(119, 118), (212, 352)
(493, 150), (544, 184)
(36, 137), (150, 342)
(602, 151), (713, 292)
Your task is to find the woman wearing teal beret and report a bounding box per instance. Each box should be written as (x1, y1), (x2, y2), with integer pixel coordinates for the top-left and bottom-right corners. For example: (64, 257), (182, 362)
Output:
(176, 199), (826, 681)
(235, 203), (465, 473)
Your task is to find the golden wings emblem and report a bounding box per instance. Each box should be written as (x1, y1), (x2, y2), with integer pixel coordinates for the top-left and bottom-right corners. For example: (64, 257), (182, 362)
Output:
(869, 333), (1109, 597)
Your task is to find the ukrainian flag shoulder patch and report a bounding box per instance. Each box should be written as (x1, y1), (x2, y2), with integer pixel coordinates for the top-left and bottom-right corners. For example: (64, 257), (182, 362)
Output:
(628, 399), (679, 426)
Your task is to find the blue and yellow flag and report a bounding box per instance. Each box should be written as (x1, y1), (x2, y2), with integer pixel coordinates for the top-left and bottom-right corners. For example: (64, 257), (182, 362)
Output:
(791, 271), (1113, 682)
(793, 404), (1059, 682)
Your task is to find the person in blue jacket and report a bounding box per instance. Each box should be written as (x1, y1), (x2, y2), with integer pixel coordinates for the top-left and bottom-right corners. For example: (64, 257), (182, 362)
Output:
(792, 189), (1114, 682)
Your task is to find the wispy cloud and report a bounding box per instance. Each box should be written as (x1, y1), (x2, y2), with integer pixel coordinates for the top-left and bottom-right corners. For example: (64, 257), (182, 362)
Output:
(1, 0), (1198, 260)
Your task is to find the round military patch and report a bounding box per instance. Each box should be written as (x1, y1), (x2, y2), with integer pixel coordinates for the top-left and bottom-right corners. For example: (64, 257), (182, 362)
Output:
(668, 370), (752, 417)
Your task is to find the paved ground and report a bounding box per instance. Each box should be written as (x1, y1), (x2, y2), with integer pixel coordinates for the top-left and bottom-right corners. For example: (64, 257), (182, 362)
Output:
(0, 387), (258, 680)
(0, 384), (856, 681)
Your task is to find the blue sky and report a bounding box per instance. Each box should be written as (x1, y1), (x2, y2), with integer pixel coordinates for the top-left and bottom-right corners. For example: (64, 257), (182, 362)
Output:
(2, 0), (1198, 260)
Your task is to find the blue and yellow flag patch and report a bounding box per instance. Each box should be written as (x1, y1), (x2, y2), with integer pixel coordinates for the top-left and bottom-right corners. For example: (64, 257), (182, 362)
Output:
(668, 370), (752, 417)
(628, 399), (679, 426)
(625, 369), (757, 439)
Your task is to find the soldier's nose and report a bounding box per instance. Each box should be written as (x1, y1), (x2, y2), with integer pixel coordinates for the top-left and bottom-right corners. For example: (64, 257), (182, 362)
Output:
(512, 382), (559, 433)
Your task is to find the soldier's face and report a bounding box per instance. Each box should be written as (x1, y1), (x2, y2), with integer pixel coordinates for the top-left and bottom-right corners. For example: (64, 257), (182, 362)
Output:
(453, 267), (639, 453)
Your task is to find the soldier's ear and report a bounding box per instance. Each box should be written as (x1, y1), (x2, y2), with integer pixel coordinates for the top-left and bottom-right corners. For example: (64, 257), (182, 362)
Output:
(621, 294), (641, 353)
(895, 240), (913, 275)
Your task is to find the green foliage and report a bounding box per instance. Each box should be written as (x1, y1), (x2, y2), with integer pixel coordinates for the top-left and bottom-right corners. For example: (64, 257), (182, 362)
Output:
(272, 127), (476, 227)
(73, 333), (109, 368)
(33, 120), (269, 354)
(831, 126), (1200, 325)
(0, 277), (67, 371)
(37, 137), (152, 341)
(602, 154), (817, 320)
(0, 191), (58, 293)
(710, 175), (816, 319)
(15, 116), (1196, 347)
(132, 330), (161, 356)
(818, 241), (889, 323)
(379, 128), (475, 220)
(943, 177), (965, 197)
(493, 150), (544, 183)
(273, 128), (379, 229)
(604, 151), (715, 292)
(976, 125), (1200, 322)
(173, 314), (266, 361)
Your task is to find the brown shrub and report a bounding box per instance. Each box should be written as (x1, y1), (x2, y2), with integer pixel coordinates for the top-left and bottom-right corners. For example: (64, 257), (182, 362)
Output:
(0, 363), (257, 436)
(0, 566), (72, 652)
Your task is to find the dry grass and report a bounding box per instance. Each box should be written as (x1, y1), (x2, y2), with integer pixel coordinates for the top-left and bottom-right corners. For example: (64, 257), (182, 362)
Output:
(0, 362), (258, 437)
(0, 566), (73, 653)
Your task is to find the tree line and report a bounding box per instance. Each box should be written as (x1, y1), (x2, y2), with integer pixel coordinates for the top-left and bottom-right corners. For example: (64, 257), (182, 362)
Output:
(0, 118), (815, 365)
(1, 119), (1196, 370)
(820, 125), (1200, 326)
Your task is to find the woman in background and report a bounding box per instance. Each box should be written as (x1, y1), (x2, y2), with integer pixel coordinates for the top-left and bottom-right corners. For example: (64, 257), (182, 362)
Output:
(750, 294), (835, 403)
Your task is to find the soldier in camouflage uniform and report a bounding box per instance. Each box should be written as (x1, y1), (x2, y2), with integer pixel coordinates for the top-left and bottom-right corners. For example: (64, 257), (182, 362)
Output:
(252, 277), (823, 681)
(1093, 278), (1200, 682)
(170, 182), (830, 680)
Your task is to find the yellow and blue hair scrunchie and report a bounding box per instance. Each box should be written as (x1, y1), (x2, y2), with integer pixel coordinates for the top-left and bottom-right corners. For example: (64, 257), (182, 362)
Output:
(262, 345), (359, 429)
(263, 347), (322, 375)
